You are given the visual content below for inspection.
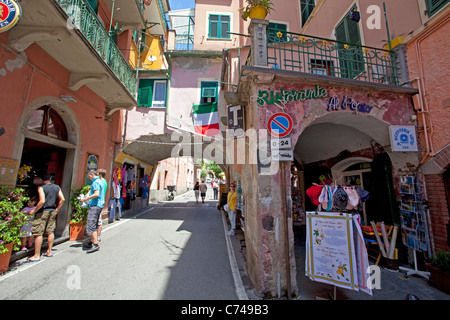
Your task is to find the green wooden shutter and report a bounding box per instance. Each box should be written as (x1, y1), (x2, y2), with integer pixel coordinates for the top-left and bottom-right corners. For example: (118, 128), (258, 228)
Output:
(209, 15), (218, 38)
(138, 79), (154, 107)
(221, 16), (230, 39)
(426, 0), (449, 16)
(268, 23), (287, 43)
(335, 7), (364, 79)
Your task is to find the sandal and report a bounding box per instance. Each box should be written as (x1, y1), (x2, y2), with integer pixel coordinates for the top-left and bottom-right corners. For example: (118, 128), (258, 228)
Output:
(42, 252), (53, 257)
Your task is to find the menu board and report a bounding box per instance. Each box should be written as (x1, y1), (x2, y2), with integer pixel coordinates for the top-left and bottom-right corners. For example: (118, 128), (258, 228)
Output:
(305, 211), (359, 291)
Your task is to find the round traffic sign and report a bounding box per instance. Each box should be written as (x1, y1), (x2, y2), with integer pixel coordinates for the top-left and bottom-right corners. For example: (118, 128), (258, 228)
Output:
(268, 113), (293, 138)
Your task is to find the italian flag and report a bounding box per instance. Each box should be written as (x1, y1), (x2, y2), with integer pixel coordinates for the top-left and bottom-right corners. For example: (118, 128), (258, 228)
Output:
(193, 102), (220, 136)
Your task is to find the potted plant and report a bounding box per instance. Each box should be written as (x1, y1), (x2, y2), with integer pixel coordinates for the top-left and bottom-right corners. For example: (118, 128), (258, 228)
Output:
(0, 186), (29, 273)
(69, 185), (90, 241)
(426, 250), (450, 294)
(238, 0), (274, 21)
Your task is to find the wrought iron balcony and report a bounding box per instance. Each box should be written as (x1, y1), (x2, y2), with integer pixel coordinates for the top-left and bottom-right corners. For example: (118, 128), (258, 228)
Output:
(55, 0), (137, 96)
(265, 28), (398, 86)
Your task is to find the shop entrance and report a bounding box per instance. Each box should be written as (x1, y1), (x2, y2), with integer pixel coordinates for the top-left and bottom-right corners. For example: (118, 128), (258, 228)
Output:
(17, 138), (66, 197)
(15, 99), (80, 237)
(291, 113), (400, 297)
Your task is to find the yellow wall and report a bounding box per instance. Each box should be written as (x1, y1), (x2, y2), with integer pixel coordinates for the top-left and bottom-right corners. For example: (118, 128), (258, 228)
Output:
(115, 152), (153, 175)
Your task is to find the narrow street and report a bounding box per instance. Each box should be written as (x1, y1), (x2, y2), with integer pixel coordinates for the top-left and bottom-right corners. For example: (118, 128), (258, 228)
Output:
(0, 190), (243, 300)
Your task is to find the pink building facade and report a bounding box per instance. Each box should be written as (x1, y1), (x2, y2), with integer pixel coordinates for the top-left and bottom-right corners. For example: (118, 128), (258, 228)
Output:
(218, 0), (449, 297)
(0, 0), (143, 237)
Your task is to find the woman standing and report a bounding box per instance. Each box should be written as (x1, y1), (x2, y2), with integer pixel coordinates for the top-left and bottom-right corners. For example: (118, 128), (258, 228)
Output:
(194, 181), (200, 203)
(226, 183), (237, 236)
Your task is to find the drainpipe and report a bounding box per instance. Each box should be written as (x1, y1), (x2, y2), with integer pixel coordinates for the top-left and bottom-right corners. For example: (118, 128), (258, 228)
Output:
(280, 162), (292, 299)
(412, 13), (449, 164)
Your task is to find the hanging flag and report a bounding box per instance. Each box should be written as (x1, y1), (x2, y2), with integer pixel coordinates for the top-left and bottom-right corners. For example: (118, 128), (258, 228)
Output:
(192, 102), (220, 136)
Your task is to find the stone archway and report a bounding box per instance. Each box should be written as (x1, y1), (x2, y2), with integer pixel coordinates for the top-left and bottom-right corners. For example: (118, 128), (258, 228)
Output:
(14, 96), (81, 237)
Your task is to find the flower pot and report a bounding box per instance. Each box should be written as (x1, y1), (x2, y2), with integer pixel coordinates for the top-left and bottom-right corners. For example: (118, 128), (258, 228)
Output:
(0, 243), (14, 274)
(69, 222), (86, 241)
(426, 263), (450, 294)
(249, 5), (268, 20)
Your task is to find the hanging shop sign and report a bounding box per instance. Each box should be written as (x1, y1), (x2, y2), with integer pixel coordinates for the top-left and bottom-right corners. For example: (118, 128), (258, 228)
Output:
(267, 112), (293, 138)
(0, 0), (21, 34)
(227, 105), (245, 137)
(327, 96), (374, 113)
(258, 85), (328, 107)
(389, 126), (418, 152)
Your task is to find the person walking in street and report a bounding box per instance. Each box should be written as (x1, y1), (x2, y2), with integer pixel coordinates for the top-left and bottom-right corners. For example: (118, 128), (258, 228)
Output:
(212, 179), (219, 200)
(226, 183), (237, 236)
(80, 169), (105, 253)
(26, 174), (65, 262)
(199, 179), (208, 204)
(193, 181), (200, 203)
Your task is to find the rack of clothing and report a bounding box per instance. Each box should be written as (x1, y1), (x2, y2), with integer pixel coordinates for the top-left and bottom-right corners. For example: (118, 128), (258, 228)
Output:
(306, 183), (370, 213)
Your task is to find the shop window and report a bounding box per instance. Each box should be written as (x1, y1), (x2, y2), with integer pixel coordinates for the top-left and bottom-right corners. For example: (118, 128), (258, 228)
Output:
(426, 0), (449, 17)
(27, 106), (68, 141)
(200, 81), (218, 104)
(335, 5), (365, 79)
(300, 0), (315, 27)
(208, 14), (230, 39)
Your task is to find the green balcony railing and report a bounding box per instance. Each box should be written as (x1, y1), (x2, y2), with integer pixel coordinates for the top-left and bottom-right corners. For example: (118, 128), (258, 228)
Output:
(267, 28), (398, 86)
(54, 0), (137, 97)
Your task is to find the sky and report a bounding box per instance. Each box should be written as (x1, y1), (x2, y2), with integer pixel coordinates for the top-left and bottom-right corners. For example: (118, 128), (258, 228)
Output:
(169, 0), (195, 10)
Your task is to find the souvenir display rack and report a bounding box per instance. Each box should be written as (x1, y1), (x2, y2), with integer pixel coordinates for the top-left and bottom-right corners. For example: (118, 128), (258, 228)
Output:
(398, 175), (431, 279)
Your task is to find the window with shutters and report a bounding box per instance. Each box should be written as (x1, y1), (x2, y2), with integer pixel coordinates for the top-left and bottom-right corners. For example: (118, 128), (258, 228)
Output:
(426, 0), (449, 17)
(268, 22), (288, 43)
(335, 5), (365, 79)
(152, 81), (167, 108)
(138, 79), (167, 108)
(200, 81), (218, 104)
(208, 15), (230, 39)
(300, 0), (315, 27)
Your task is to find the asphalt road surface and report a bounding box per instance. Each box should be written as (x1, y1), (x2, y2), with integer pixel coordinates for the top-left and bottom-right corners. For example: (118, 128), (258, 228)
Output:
(0, 191), (241, 300)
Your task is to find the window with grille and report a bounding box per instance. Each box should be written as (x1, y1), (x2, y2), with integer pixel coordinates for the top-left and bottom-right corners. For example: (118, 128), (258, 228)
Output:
(300, 0), (315, 27)
(208, 15), (230, 39)
(200, 81), (218, 104)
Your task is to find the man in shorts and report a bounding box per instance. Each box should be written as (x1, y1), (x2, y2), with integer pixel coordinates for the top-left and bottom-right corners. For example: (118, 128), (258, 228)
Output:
(27, 174), (65, 262)
(199, 179), (208, 204)
(80, 169), (105, 253)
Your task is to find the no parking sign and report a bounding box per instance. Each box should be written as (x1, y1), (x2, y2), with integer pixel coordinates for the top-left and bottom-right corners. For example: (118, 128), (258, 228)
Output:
(267, 113), (293, 138)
